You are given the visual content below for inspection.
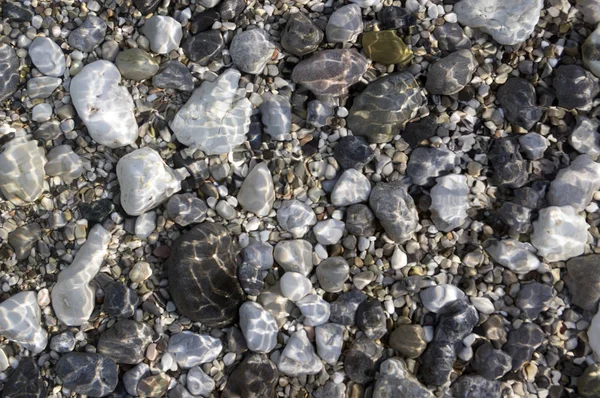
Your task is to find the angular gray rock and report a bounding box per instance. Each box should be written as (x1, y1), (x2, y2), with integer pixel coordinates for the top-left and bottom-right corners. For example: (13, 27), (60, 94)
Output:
(273, 239), (313, 275)
(518, 133), (548, 160)
(570, 117), (600, 159)
(278, 329), (323, 376)
(0, 44), (19, 102)
(344, 337), (383, 383)
(566, 254), (600, 311)
(454, 0), (543, 45)
(472, 342), (512, 380)
(97, 320), (153, 364)
(239, 301), (278, 353)
(406, 146), (458, 186)
(348, 72), (424, 143)
(181, 30), (224, 64)
(345, 204), (376, 236)
(430, 174), (469, 232)
(166, 193), (207, 226)
(28, 36), (65, 77)
(420, 284), (465, 313)
(259, 94), (291, 141)
(516, 282), (553, 319)
(334, 135), (374, 169)
(503, 323), (544, 370)
(484, 238), (540, 274)
(330, 289), (367, 325)
(452, 375), (501, 398)
(576, 0), (600, 24)
(356, 299), (387, 339)
(497, 78), (542, 130)
(369, 181), (419, 242)
(315, 323), (344, 365)
(326, 4), (363, 43)
(230, 29), (275, 74)
(488, 138), (528, 188)
(553, 65), (599, 110)
(584, 23), (600, 77)
(1, 358), (46, 398)
(281, 12), (323, 56)
(56, 353), (118, 397)
(547, 155), (600, 212)
(68, 15), (107, 52)
(426, 50), (476, 95)
(291, 49), (369, 96)
(276, 200), (317, 238)
(153, 60), (194, 91)
(373, 358), (433, 398)
(531, 206), (590, 262)
(237, 163), (275, 216)
(167, 331), (222, 368)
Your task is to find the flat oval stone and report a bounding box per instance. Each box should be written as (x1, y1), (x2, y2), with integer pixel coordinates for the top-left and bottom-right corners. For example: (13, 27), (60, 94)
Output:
(369, 181), (419, 242)
(281, 13), (323, 56)
(28, 37), (65, 77)
(389, 324), (427, 358)
(182, 30), (223, 64)
(362, 30), (413, 66)
(167, 223), (245, 327)
(237, 163), (275, 217)
(566, 254), (600, 312)
(97, 320), (154, 364)
(166, 193), (207, 226)
(2, 358), (45, 398)
(292, 49), (369, 96)
(26, 76), (61, 99)
(0, 138), (47, 206)
(230, 29), (275, 74)
(221, 354), (278, 398)
(56, 353), (118, 397)
(3, 2), (33, 22)
(426, 49), (476, 95)
(116, 48), (159, 81)
(326, 4), (363, 43)
(0, 44), (19, 102)
(348, 72), (424, 143)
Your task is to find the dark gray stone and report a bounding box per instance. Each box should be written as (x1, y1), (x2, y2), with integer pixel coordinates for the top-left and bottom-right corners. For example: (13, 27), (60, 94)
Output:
(190, 9), (220, 34)
(329, 289), (367, 325)
(68, 15), (107, 52)
(281, 13), (323, 56)
(488, 138), (528, 188)
(238, 262), (265, 296)
(166, 193), (207, 226)
(377, 6), (416, 30)
(516, 282), (553, 319)
(152, 61), (194, 91)
(566, 254), (600, 311)
(452, 375), (501, 398)
(221, 354), (278, 398)
(8, 223), (42, 260)
(182, 30), (223, 64)
(472, 343), (512, 380)
(314, 380), (346, 398)
(497, 78), (542, 130)
(50, 331), (76, 353)
(80, 199), (114, 223)
(369, 181), (418, 242)
(434, 23), (471, 53)
(97, 320), (154, 364)
(230, 29), (275, 74)
(402, 115), (439, 148)
(426, 50), (476, 95)
(356, 299), (387, 340)
(103, 281), (139, 318)
(3, 2), (33, 22)
(435, 300), (479, 343)
(0, 44), (19, 102)
(133, 0), (161, 14)
(1, 358), (45, 398)
(503, 323), (544, 370)
(554, 65), (599, 110)
(218, 0), (246, 21)
(406, 146), (458, 186)
(334, 136), (374, 169)
(55, 353), (118, 397)
(344, 337), (383, 384)
(167, 222), (245, 327)
(498, 202), (531, 234)
(420, 341), (456, 385)
(348, 72), (424, 143)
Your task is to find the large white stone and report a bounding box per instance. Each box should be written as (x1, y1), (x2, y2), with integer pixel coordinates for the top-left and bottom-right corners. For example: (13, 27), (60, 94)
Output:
(0, 138), (47, 206)
(278, 329), (323, 376)
(274, 240), (313, 276)
(70, 60), (138, 148)
(547, 155), (600, 212)
(51, 224), (111, 326)
(430, 174), (469, 232)
(142, 16), (182, 54)
(167, 332), (222, 368)
(0, 291), (48, 353)
(296, 294), (330, 326)
(531, 206), (590, 262)
(420, 285), (465, 313)
(454, 0), (543, 45)
(237, 163), (275, 217)
(170, 68), (251, 155)
(28, 36), (66, 77)
(331, 169), (371, 207)
(277, 200), (317, 238)
(484, 238), (541, 274)
(239, 301), (278, 353)
(116, 147), (184, 216)
(280, 272), (312, 302)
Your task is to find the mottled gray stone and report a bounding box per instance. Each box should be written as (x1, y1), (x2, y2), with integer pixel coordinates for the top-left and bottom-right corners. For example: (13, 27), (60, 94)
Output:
(570, 117), (600, 159)
(142, 16), (182, 54)
(316, 257), (350, 293)
(426, 50), (476, 95)
(153, 61), (194, 91)
(547, 155), (600, 212)
(373, 358), (433, 398)
(166, 193), (207, 226)
(484, 238), (540, 274)
(333, 135), (374, 169)
(28, 37), (65, 77)
(518, 133), (548, 160)
(230, 29), (275, 74)
(296, 294), (330, 326)
(452, 375), (501, 398)
(472, 342), (512, 380)
(516, 282), (553, 319)
(330, 289), (367, 325)
(326, 4), (363, 43)
(68, 15), (107, 52)
(167, 332), (222, 368)
(553, 65), (599, 110)
(498, 202), (531, 234)
(369, 181), (418, 242)
(26, 76), (61, 99)
(314, 380), (346, 398)
(277, 200), (317, 238)
(566, 254), (600, 311)
(56, 353), (118, 397)
(221, 354), (278, 398)
(243, 240), (274, 270)
(497, 78), (542, 130)
(406, 147), (458, 186)
(181, 30), (223, 64)
(356, 299), (387, 339)
(503, 323), (544, 370)
(218, 0), (245, 21)
(488, 138), (528, 188)
(1, 358), (45, 398)
(576, 0), (600, 24)
(281, 13), (323, 56)
(0, 44), (19, 102)
(434, 23), (471, 53)
(186, 366), (214, 397)
(97, 320), (153, 364)
(315, 323), (344, 365)
(103, 281), (138, 318)
(260, 94), (291, 141)
(50, 331), (76, 353)
(123, 363), (151, 396)
(44, 145), (83, 184)
(115, 48), (159, 81)
(345, 204), (376, 236)
(344, 337), (383, 384)
(273, 239), (313, 275)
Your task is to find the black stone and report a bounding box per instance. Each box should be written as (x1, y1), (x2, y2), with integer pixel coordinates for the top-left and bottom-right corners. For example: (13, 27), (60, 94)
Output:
(472, 343), (512, 380)
(333, 135), (374, 169)
(97, 320), (154, 364)
(553, 65), (599, 110)
(497, 78), (542, 130)
(436, 300), (479, 343)
(356, 299), (387, 340)
(329, 289), (367, 325)
(488, 138), (528, 189)
(55, 353), (118, 397)
(221, 354), (278, 398)
(238, 262), (265, 296)
(152, 61), (194, 92)
(226, 327), (248, 355)
(377, 6), (416, 30)
(566, 254), (600, 311)
(402, 115), (439, 148)
(503, 323), (544, 370)
(451, 375), (501, 398)
(80, 199), (115, 223)
(516, 282), (553, 319)
(247, 114), (263, 151)
(2, 358), (45, 398)
(167, 222), (245, 327)
(420, 341), (457, 386)
(218, 0), (246, 21)
(344, 337), (383, 384)
(103, 281), (139, 318)
(182, 30), (224, 64)
(498, 202), (531, 234)
(190, 9), (220, 34)
(345, 204), (376, 237)
(433, 23), (471, 53)
(2, 2), (33, 22)
(133, 0), (161, 14)
(281, 13), (323, 56)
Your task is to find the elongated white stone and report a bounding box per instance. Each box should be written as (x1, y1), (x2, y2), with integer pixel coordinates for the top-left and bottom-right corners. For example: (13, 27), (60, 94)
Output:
(239, 301), (278, 353)
(0, 291), (48, 353)
(70, 60), (138, 148)
(237, 163), (275, 217)
(51, 225), (111, 326)
(29, 37), (66, 77)
(430, 174), (469, 231)
(0, 138), (47, 206)
(116, 147), (184, 216)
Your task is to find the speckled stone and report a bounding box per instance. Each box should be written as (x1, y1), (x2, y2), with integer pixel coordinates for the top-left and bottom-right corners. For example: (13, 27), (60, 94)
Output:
(281, 13), (323, 56)
(68, 15), (107, 52)
(97, 320), (154, 364)
(55, 353), (118, 397)
(230, 29), (275, 74)
(426, 49), (476, 95)
(1, 358), (46, 398)
(181, 30), (223, 64)
(553, 65), (599, 110)
(369, 181), (419, 242)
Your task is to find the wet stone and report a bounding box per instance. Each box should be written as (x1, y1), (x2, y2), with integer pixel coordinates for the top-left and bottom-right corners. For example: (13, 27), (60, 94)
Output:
(219, 0), (246, 21)
(503, 323), (544, 370)
(497, 78), (542, 130)
(50, 331), (76, 353)
(314, 380), (346, 398)
(402, 115), (439, 147)
(498, 202), (531, 234)
(333, 135), (374, 169)
(570, 117), (600, 159)
(291, 49), (369, 96)
(133, 0), (161, 14)
(583, 24), (600, 78)
(348, 72), (424, 143)
(103, 281), (139, 318)
(123, 363), (151, 396)
(369, 181), (419, 242)
(243, 240), (274, 270)
(326, 4), (363, 43)
(2, 2), (33, 22)
(80, 199), (114, 223)
(566, 254), (600, 312)
(137, 373), (170, 397)
(0, 291), (48, 354)
(356, 299), (387, 340)
(296, 294), (330, 326)
(142, 16), (182, 55)
(167, 223), (245, 327)
(330, 289), (367, 325)
(115, 48), (159, 81)
(281, 13), (323, 56)
(451, 375), (501, 398)
(420, 341), (456, 386)
(377, 6), (416, 30)
(230, 29), (275, 74)
(516, 282), (553, 319)
(278, 329), (323, 376)
(8, 223), (42, 260)
(166, 193), (207, 226)
(434, 23), (471, 53)
(44, 145), (83, 184)
(28, 37), (66, 77)
(238, 262), (265, 296)
(389, 324), (427, 358)
(1, 358), (45, 398)
(260, 94), (291, 141)
(472, 342), (512, 380)
(530, 206), (589, 262)
(553, 65), (599, 110)
(488, 138), (528, 188)
(239, 301), (278, 353)
(0, 44), (19, 102)
(190, 9), (220, 34)
(547, 155), (600, 212)
(182, 30), (224, 64)
(237, 163), (275, 217)
(68, 15), (107, 52)
(435, 300), (479, 343)
(186, 366), (214, 397)
(26, 76), (61, 99)
(221, 354), (278, 398)
(316, 257), (350, 293)
(344, 337), (383, 384)
(429, 174), (469, 232)
(315, 323), (344, 365)
(331, 168), (371, 207)
(167, 332), (222, 368)
(373, 358), (433, 398)
(257, 282), (294, 328)
(273, 239), (313, 275)
(55, 353), (118, 397)
(406, 146), (458, 186)
(579, 363), (600, 398)
(362, 30), (413, 66)
(97, 320), (153, 364)
(426, 50), (476, 96)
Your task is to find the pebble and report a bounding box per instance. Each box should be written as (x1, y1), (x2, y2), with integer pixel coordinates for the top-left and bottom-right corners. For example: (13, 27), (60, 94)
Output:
(369, 181), (419, 242)
(26, 76), (61, 99)
(259, 94), (292, 141)
(430, 174), (469, 232)
(316, 257), (349, 293)
(0, 44), (19, 102)
(0, 291), (47, 353)
(472, 343), (511, 380)
(406, 146), (458, 186)
(326, 4), (363, 43)
(333, 135), (374, 169)
(566, 254), (600, 311)
(28, 37), (65, 77)
(190, 9), (220, 34)
(497, 78), (542, 130)
(137, 373), (170, 397)
(218, 0), (246, 21)
(167, 223), (244, 327)
(273, 239), (313, 275)
(584, 24), (600, 77)
(130, 261), (153, 284)
(516, 282), (553, 319)
(239, 301), (278, 353)
(277, 329), (323, 376)
(276, 199), (317, 238)
(31, 103), (52, 123)
(166, 193), (207, 226)
(97, 320), (154, 364)
(50, 331), (76, 353)
(3, 2), (33, 22)
(221, 354), (278, 398)
(170, 68), (251, 155)
(331, 168), (371, 207)
(345, 204), (376, 236)
(142, 16), (183, 54)
(168, 331), (223, 368)
(68, 15), (107, 52)
(434, 23), (471, 53)
(518, 133), (548, 160)
(153, 60), (194, 91)
(8, 222), (42, 260)
(296, 294), (330, 326)
(373, 358), (433, 398)
(115, 48), (159, 81)
(547, 155), (600, 212)
(315, 323), (344, 365)
(330, 289), (367, 325)
(356, 299), (387, 339)
(377, 6), (417, 30)
(182, 30), (224, 64)
(237, 162), (275, 216)
(103, 281), (139, 318)
(44, 145), (83, 184)
(280, 272), (312, 301)
(349, 72), (424, 143)
(570, 117), (600, 159)
(186, 366), (214, 397)
(117, 147), (183, 216)
(553, 65), (599, 110)
(230, 29), (275, 74)
(426, 49), (476, 95)
(123, 363), (151, 396)
(0, 138), (46, 206)
(344, 337), (383, 383)
(243, 240), (274, 270)
(313, 219), (345, 245)
(71, 60), (138, 148)
(488, 138), (528, 188)
(420, 285), (465, 313)
(452, 375), (501, 398)
(389, 324), (427, 358)
(56, 353), (118, 397)
(281, 13), (323, 56)
(503, 323), (544, 370)
(484, 238), (540, 274)
(314, 380), (346, 398)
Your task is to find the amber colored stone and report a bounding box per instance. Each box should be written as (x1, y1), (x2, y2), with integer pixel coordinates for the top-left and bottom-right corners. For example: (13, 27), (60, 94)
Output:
(362, 30), (413, 66)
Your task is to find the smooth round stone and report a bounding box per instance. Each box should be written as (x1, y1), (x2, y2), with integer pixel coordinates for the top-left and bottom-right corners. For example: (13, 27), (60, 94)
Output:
(274, 239), (313, 276)
(167, 331), (223, 368)
(0, 44), (19, 102)
(44, 145), (83, 184)
(315, 323), (344, 365)
(356, 299), (387, 339)
(260, 94), (291, 141)
(280, 272), (312, 301)
(252, 280), (291, 328)
(239, 301), (278, 353)
(115, 48), (159, 81)
(97, 320), (154, 364)
(277, 199), (317, 238)
(116, 147), (182, 215)
(278, 329), (323, 376)
(316, 257), (350, 293)
(182, 30), (224, 64)
(0, 138), (46, 206)
(28, 37), (65, 77)
(103, 281), (139, 318)
(434, 23), (471, 53)
(218, 0), (246, 21)
(452, 375), (501, 398)
(281, 12), (323, 56)
(454, 0), (542, 45)
(187, 366), (215, 396)
(331, 168), (371, 207)
(31, 103), (52, 123)
(68, 15), (107, 52)
(344, 338), (383, 383)
(230, 29), (275, 74)
(369, 181), (418, 242)
(362, 30), (413, 66)
(26, 76), (61, 99)
(56, 353), (118, 397)
(133, 0), (161, 14)
(166, 193), (207, 226)
(426, 49), (476, 95)
(346, 204), (376, 236)
(190, 9), (220, 34)
(0, 291), (48, 354)
(488, 138), (528, 188)
(167, 223), (245, 327)
(70, 60), (138, 148)
(296, 294), (330, 326)
(1, 358), (45, 398)
(389, 324), (427, 358)
(334, 135), (374, 169)
(430, 174), (469, 232)
(531, 206), (589, 262)
(142, 16), (182, 54)
(377, 6), (416, 30)
(326, 4), (363, 43)
(566, 254), (600, 312)
(497, 78), (541, 130)
(420, 285), (465, 313)
(579, 364), (600, 397)
(292, 49), (369, 96)
(50, 331), (76, 353)
(348, 72), (424, 143)
(221, 354), (278, 398)
(584, 24), (600, 78)
(237, 163), (275, 216)
(553, 65), (599, 110)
